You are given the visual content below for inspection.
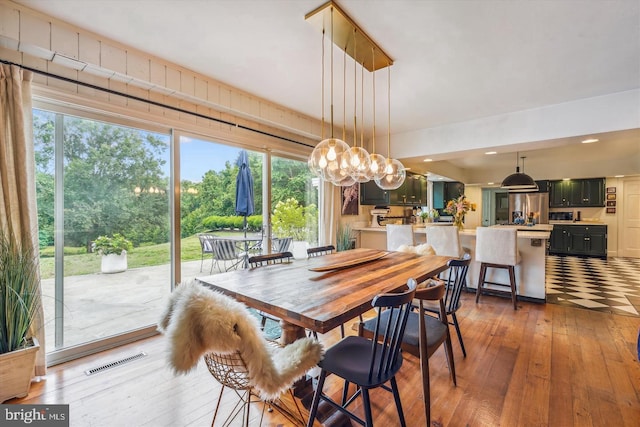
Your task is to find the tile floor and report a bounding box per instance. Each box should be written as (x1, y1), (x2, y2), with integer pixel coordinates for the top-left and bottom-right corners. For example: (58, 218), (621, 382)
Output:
(546, 255), (640, 317)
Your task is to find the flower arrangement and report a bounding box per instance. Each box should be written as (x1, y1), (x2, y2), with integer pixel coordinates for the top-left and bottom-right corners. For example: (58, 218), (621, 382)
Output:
(444, 195), (471, 230)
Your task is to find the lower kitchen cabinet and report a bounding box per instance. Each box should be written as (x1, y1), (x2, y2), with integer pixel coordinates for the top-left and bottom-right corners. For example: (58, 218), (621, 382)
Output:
(549, 225), (607, 258)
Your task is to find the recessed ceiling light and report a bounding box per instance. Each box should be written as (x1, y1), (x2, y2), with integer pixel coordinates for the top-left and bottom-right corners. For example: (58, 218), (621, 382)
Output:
(487, 182), (494, 185)
(562, 178), (571, 181)
(485, 151), (497, 155)
(615, 175), (624, 178)
(437, 177), (443, 180)
(423, 158), (433, 162)
(581, 138), (599, 144)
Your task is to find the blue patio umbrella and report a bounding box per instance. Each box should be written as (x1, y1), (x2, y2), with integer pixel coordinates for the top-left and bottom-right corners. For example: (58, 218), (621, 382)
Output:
(235, 150), (254, 238)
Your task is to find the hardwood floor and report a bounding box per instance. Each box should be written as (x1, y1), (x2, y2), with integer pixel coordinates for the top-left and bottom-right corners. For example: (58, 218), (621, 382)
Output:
(9, 292), (640, 426)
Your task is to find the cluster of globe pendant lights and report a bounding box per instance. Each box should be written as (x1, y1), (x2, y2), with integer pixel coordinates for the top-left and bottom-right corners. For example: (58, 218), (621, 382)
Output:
(307, 6), (406, 190)
(308, 137), (405, 190)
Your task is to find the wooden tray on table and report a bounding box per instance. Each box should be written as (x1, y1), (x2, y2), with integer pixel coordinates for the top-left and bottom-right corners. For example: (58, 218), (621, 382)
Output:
(308, 248), (389, 272)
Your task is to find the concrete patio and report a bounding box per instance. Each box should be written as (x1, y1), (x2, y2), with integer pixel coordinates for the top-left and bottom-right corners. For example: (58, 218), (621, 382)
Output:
(40, 258), (230, 350)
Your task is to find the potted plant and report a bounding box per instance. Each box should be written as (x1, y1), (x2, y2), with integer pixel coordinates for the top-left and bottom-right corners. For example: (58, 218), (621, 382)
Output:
(94, 233), (133, 273)
(336, 223), (354, 251)
(0, 228), (41, 402)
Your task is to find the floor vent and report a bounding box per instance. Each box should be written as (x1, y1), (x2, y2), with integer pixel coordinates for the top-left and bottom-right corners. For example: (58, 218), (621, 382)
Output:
(85, 351), (147, 376)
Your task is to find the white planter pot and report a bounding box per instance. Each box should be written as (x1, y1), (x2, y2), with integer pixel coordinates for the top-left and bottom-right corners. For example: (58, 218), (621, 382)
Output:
(291, 241), (309, 260)
(0, 338), (40, 403)
(101, 251), (128, 273)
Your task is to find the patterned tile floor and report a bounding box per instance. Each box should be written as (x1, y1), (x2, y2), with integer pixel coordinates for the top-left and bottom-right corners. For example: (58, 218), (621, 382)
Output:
(546, 255), (640, 317)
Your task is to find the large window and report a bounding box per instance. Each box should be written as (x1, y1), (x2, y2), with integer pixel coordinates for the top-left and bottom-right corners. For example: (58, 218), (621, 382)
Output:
(34, 109), (171, 360)
(33, 105), (320, 365)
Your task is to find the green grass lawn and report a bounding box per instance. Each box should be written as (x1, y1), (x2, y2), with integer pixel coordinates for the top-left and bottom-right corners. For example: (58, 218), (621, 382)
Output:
(38, 233), (248, 279)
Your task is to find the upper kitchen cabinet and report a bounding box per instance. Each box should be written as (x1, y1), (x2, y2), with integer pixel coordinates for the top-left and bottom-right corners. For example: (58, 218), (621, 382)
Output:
(360, 180), (389, 206)
(549, 178), (605, 207)
(360, 173), (427, 206)
(433, 181), (465, 210)
(389, 173), (427, 205)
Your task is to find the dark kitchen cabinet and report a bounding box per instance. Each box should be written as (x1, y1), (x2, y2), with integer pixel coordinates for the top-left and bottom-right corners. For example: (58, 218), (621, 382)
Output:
(359, 180), (389, 205)
(549, 225), (607, 258)
(549, 178), (605, 207)
(389, 173), (426, 205)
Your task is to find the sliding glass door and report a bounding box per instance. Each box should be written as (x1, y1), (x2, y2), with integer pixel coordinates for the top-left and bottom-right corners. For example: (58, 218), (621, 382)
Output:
(33, 108), (171, 361)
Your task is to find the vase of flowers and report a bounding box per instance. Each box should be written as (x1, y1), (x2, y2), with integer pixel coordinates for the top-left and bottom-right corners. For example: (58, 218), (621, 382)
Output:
(445, 195), (471, 231)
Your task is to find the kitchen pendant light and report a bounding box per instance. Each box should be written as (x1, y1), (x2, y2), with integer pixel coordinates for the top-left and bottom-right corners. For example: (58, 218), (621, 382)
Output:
(501, 153), (538, 191)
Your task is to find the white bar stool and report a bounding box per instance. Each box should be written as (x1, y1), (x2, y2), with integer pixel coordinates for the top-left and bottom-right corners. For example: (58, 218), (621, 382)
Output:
(474, 227), (521, 310)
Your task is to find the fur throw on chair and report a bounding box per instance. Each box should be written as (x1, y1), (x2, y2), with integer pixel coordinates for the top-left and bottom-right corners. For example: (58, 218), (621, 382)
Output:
(158, 281), (324, 400)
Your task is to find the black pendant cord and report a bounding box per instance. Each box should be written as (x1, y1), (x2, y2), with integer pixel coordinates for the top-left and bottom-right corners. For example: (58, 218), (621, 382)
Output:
(0, 58), (313, 149)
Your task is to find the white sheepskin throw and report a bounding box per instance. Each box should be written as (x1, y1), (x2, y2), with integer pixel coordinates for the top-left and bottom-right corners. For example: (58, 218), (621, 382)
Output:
(158, 281), (324, 400)
(397, 243), (436, 256)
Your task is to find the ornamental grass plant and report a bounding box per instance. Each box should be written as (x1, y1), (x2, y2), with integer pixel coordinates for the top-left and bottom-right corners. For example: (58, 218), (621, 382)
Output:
(0, 228), (41, 354)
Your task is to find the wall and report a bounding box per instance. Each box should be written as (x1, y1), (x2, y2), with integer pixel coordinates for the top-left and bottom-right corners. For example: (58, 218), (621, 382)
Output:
(0, 0), (323, 157)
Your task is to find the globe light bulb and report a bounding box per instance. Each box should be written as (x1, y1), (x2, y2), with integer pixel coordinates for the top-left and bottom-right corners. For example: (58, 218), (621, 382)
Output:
(327, 145), (337, 161)
(319, 155), (327, 169)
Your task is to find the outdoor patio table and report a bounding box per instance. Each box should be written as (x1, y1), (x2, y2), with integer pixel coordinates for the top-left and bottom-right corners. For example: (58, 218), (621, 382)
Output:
(196, 248), (452, 344)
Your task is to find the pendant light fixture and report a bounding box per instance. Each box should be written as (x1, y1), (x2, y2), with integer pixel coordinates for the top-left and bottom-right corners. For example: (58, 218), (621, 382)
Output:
(342, 28), (371, 184)
(308, 6), (349, 184)
(306, 1), (395, 189)
(501, 152), (538, 191)
(367, 47), (387, 181)
(374, 63), (406, 190)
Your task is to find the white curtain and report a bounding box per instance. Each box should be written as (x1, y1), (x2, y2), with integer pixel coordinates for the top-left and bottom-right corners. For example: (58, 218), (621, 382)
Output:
(319, 180), (340, 246)
(0, 64), (45, 376)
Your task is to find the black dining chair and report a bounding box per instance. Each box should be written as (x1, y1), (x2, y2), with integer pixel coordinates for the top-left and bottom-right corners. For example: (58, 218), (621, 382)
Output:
(422, 257), (471, 357)
(360, 279), (456, 426)
(247, 251), (294, 339)
(306, 281), (417, 427)
(306, 245), (335, 258)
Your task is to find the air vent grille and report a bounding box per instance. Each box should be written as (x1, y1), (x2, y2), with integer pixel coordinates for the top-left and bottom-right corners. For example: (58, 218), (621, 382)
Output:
(85, 351), (147, 376)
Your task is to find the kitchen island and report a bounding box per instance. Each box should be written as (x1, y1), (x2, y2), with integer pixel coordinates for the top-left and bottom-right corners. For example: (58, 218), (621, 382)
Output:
(354, 224), (551, 302)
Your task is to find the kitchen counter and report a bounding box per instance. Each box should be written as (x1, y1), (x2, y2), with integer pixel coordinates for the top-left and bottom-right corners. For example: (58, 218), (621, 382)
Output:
(490, 224), (554, 232)
(549, 220), (606, 226)
(355, 225), (549, 301)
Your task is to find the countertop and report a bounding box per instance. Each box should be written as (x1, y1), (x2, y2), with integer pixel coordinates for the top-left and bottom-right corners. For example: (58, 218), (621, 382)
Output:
(354, 225), (550, 239)
(549, 220), (606, 226)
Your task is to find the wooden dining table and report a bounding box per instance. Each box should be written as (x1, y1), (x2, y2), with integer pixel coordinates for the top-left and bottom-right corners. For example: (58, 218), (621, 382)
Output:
(196, 248), (452, 344)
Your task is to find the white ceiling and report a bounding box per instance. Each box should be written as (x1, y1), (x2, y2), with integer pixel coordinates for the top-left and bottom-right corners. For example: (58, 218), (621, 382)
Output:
(15, 0), (640, 183)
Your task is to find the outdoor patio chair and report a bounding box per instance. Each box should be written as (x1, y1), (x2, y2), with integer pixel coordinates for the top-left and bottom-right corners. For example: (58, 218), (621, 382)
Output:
(272, 237), (293, 253)
(212, 238), (244, 272)
(198, 233), (217, 273)
(158, 281), (323, 427)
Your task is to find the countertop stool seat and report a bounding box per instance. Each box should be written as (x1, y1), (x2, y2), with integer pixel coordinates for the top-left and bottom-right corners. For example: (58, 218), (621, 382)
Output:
(386, 224), (415, 251)
(474, 227), (521, 310)
(426, 225), (471, 290)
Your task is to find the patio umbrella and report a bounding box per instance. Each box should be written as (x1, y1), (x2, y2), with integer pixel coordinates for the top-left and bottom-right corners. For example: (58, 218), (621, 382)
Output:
(235, 150), (254, 239)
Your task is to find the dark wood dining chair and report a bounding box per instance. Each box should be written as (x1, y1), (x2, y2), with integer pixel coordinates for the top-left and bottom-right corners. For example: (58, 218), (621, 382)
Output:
(306, 281), (417, 427)
(306, 245), (335, 258)
(360, 279), (456, 426)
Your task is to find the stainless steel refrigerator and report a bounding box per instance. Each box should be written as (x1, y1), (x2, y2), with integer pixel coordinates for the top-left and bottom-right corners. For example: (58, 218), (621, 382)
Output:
(508, 192), (549, 224)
